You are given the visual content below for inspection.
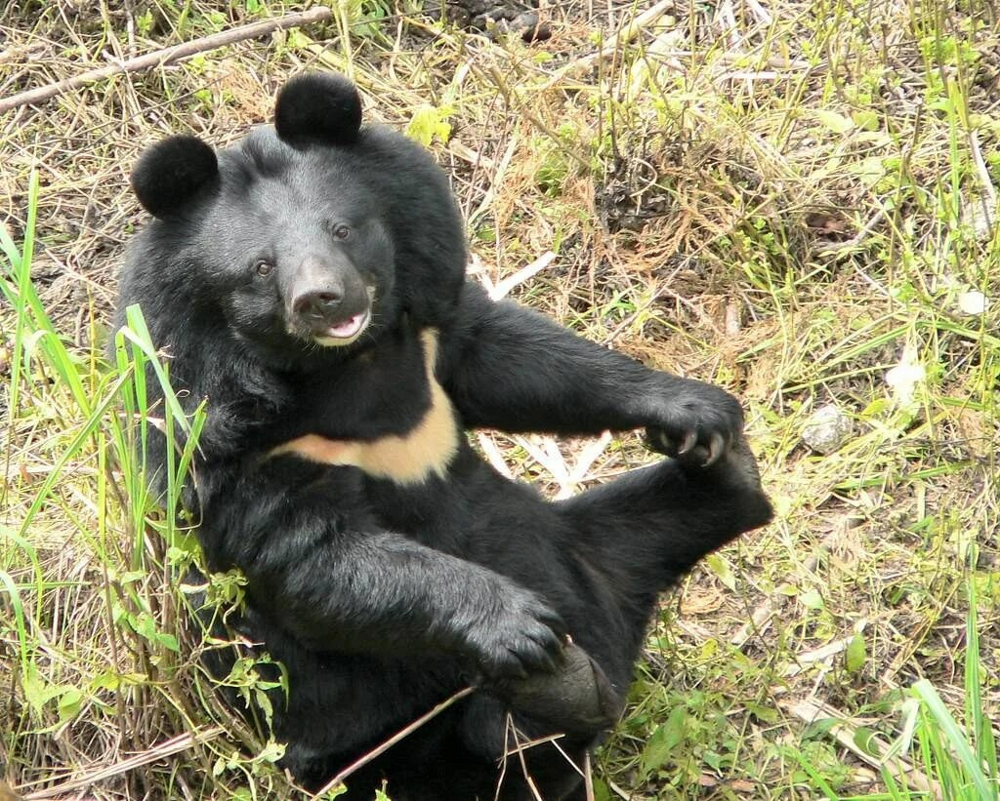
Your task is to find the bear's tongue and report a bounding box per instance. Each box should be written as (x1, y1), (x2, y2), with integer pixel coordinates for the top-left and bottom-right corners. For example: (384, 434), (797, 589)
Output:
(325, 312), (367, 339)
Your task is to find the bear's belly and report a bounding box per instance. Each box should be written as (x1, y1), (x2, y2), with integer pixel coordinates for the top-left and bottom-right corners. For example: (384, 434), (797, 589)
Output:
(360, 448), (558, 558)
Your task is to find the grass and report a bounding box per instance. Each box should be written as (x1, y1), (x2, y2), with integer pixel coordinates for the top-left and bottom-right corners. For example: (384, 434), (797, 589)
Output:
(1, 0), (998, 798)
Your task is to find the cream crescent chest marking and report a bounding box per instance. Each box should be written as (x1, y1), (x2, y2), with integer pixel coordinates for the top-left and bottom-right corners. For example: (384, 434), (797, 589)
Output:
(269, 330), (460, 484)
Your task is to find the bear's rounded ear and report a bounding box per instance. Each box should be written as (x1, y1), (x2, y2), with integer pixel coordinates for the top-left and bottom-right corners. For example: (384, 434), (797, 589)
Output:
(274, 72), (362, 146)
(131, 135), (219, 219)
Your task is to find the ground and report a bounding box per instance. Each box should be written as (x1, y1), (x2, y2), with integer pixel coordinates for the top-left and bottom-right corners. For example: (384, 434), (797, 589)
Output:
(0, 1), (998, 799)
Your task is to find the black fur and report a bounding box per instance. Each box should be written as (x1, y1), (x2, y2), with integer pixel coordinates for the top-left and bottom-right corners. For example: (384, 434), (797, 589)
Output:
(114, 72), (772, 800)
(275, 72), (363, 146)
(131, 134), (219, 219)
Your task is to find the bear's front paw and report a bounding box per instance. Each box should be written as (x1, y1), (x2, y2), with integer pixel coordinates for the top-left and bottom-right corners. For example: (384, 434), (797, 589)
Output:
(644, 379), (744, 467)
(465, 587), (567, 681)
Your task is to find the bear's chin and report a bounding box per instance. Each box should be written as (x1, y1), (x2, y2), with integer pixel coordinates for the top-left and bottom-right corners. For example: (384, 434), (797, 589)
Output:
(312, 309), (372, 347)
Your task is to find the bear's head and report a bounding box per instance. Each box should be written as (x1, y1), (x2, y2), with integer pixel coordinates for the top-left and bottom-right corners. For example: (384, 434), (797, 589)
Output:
(126, 73), (467, 371)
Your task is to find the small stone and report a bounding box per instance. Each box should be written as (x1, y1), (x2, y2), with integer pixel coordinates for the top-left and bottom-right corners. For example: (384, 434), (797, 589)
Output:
(801, 403), (854, 455)
(513, 11), (551, 41)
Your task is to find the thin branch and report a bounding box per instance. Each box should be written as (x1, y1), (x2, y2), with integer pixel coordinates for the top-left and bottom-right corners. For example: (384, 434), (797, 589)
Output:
(540, 0), (676, 90)
(311, 686), (476, 798)
(0, 8), (333, 116)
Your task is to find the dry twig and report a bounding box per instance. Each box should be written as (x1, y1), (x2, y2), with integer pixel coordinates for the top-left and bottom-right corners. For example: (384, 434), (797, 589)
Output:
(311, 686), (475, 798)
(540, 0), (676, 90)
(0, 8), (333, 115)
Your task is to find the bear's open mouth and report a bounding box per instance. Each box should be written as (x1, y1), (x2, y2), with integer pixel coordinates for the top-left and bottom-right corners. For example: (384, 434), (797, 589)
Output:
(313, 309), (371, 347)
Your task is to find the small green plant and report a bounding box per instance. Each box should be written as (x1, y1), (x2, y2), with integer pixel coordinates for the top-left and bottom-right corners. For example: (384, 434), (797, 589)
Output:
(1, 178), (290, 795)
(874, 569), (998, 801)
(792, 570), (999, 801)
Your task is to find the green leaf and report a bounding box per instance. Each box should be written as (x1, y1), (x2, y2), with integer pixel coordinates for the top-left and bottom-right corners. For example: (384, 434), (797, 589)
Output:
(57, 688), (84, 722)
(851, 156), (888, 188)
(745, 701), (779, 723)
(165, 545), (194, 566)
(640, 705), (686, 775)
(257, 739), (285, 763)
(816, 109), (854, 134)
(800, 589), (824, 610)
(845, 632), (866, 674)
(852, 109), (880, 131)
(22, 665), (63, 716)
(705, 553), (737, 591)
(802, 716), (838, 740)
(90, 672), (121, 692)
(154, 632), (180, 653)
(860, 397), (892, 417)
(406, 105), (453, 147)
(134, 612), (157, 641)
(256, 688), (275, 728)
(853, 726), (880, 756)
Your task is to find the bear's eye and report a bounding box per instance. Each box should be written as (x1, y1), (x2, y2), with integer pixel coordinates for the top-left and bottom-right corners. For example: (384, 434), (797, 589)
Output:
(255, 259), (274, 276)
(332, 224), (351, 241)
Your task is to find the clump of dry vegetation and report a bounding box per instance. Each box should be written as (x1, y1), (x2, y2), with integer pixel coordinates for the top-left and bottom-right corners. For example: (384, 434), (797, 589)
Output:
(1, 1), (998, 799)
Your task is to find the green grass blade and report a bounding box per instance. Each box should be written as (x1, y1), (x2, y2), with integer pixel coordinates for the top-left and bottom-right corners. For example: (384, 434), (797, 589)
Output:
(0, 172), (92, 416)
(119, 305), (194, 437)
(965, 573), (998, 786)
(17, 371), (132, 539)
(0, 566), (30, 674)
(911, 679), (996, 800)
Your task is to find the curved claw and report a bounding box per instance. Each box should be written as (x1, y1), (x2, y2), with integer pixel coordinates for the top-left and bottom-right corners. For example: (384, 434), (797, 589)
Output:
(504, 650), (529, 680)
(703, 431), (727, 466)
(643, 427), (670, 455)
(677, 430), (699, 455)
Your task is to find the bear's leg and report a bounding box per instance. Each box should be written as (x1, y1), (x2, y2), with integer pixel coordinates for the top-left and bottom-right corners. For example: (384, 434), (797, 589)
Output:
(555, 433), (772, 652)
(454, 439), (770, 797)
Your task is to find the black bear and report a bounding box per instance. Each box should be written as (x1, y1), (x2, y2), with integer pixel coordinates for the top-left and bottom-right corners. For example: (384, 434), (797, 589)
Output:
(114, 72), (772, 800)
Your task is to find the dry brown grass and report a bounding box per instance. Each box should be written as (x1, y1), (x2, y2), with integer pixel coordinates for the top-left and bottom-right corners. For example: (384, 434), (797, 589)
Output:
(2, 0), (999, 799)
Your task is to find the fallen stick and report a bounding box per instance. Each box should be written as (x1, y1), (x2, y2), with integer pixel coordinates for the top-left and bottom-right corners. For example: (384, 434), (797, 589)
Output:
(539, 0), (675, 90)
(0, 7), (332, 116)
(311, 686), (476, 798)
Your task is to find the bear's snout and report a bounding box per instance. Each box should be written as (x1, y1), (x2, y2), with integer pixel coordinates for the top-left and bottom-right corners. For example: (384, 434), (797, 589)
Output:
(286, 254), (372, 345)
(292, 287), (343, 319)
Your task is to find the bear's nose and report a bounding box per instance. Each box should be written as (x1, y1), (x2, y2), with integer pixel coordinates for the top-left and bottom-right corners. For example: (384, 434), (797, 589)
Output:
(292, 289), (343, 319)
